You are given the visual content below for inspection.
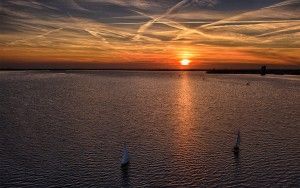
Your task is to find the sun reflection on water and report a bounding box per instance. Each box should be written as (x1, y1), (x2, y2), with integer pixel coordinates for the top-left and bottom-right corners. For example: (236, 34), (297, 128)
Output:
(173, 72), (196, 153)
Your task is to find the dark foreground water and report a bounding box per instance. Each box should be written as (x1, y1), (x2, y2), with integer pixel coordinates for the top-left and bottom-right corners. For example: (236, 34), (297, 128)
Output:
(0, 71), (299, 187)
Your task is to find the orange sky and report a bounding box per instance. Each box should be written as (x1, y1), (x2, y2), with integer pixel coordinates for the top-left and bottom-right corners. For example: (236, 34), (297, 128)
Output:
(1, 0), (300, 69)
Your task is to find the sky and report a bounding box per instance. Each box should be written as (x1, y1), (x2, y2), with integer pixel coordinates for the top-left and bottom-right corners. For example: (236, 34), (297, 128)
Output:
(1, 0), (300, 69)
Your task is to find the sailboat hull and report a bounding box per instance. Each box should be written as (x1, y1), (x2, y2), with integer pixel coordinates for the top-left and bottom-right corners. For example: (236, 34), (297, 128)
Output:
(233, 131), (241, 154)
(121, 161), (129, 167)
(233, 146), (239, 154)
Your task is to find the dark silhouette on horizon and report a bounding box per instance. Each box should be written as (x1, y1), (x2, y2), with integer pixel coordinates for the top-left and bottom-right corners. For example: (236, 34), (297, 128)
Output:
(261, 66), (267, 76)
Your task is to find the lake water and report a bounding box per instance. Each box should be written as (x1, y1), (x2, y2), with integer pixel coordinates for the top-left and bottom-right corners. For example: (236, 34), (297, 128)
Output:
(1, 71), (299, 187)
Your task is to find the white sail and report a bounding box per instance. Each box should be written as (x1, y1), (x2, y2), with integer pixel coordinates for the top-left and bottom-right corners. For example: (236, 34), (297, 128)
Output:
(121, 146), (129, 166)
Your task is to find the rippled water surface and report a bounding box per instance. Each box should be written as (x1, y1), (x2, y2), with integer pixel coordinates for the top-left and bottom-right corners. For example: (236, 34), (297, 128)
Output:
(1, 71), (299, 187)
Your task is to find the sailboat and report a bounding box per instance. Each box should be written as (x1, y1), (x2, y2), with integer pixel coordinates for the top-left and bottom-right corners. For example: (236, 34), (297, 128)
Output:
(233, 130), (241, 154)
(121, 145), (129, 167)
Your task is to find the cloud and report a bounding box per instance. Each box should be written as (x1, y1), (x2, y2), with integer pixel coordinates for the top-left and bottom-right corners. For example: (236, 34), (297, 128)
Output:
(265, 0), (299, 9)
(0, 0), (299, 67)
(83, 0), (159, 10)
(133, 0), (220, 40)
(8, 28), (64, 45)
(173, 0), (300, 43)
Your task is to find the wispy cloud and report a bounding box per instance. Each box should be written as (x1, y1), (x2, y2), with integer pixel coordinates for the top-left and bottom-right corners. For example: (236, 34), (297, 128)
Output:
(8, 28), (64, 45)
(133, 0), (219, 40)
(0, 0), (299, 68)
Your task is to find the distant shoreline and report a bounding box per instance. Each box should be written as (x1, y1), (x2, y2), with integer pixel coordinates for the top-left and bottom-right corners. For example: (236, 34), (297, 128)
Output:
(0, 69), (299, 75)
(206, 69), (300, 75)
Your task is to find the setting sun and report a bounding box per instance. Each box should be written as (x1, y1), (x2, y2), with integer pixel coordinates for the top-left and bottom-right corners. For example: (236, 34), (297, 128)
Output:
(180, 59), (191, 66)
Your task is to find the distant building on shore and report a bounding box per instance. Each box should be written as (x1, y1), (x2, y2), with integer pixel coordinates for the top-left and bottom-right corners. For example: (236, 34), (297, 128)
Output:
(261, 66), (267, 76)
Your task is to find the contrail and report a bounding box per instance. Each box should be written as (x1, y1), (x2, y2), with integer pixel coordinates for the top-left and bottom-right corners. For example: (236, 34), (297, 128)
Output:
(202, 0), (299, 28)
(165, 0), (190, 16)
(133, 10), (210, 39)
(173, 0), (299, 40)
(265, 0), (299, 9)
(134, 0), (219, 40)
(9, 28), (63, 45)
(67, 11), (141, 42)
(132, 10), (184, 30)
(85, 29), (109, 43)
(66, 11), (117, 49)
(257, 25), (300, 37)
(134, 0), (190, 40)
(66, 11), (157, 61)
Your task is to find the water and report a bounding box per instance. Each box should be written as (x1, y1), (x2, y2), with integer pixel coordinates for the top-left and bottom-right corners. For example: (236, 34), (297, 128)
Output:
(0, 71), (299, 187)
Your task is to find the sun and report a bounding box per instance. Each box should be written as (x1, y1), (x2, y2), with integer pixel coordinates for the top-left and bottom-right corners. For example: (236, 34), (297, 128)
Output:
(180, 59), (190, 66)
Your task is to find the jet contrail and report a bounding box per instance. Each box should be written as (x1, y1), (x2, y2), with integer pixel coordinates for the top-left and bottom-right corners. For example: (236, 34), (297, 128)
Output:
(134, 0), (219, 40)
(257, 25), (300, 37)
(134, 0), (190, 40)
(133, 10), (210, 39)
(173, 0), (299, 40)
(265, 0), (299, 9)
(9, 28), (63, 45)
